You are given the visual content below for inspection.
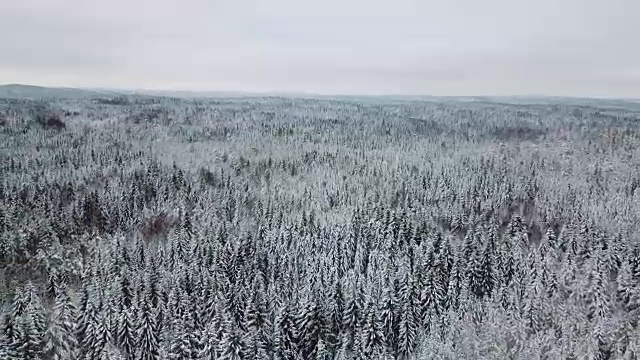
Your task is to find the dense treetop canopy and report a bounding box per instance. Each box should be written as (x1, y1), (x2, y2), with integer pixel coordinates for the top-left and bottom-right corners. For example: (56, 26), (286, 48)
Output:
(1, 94), (639, 359)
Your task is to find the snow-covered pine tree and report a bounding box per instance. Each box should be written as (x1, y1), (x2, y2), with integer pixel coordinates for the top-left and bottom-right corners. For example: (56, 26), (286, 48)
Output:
(274, 303), (297, 360)
(117, 308), (137, 359)
(360, 298), (384, 358)
(325, 280), (344, 350)
(586, 256), (612, 320)
(341, 286), (361, 352)
(617, 259), (639, 313)
(296, 298), (322, 359)
(136, 298), (160, 360)
(0, 329), (21, 359)
(379, 285), (396, 355)
(243, 292), (270, 360)
(43, 286), (78, 360)
(219, 313), (245, 360)
(15, 309), (44, 360)
(396, 301), (417, 360)
(198, 322), (220, 360)
(167, 316), (193, 359)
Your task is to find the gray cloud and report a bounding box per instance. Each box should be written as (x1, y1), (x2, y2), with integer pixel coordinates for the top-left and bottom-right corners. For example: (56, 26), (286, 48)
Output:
(0, 15), (128, 72)
(0, 0), (638, 97)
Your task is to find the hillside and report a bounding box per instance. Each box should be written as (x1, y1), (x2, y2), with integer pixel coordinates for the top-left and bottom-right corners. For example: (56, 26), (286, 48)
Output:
(0, 84), (115, 99)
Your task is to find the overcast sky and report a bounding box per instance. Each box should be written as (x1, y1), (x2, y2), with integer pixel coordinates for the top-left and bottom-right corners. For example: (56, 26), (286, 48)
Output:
(1, 0), (638, 97)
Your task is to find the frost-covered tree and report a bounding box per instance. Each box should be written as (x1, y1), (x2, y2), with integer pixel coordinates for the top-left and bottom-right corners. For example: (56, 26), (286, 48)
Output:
(136, 299), (159, 360)
(2, 94), (640, 360)
(43, 287), (78, 360)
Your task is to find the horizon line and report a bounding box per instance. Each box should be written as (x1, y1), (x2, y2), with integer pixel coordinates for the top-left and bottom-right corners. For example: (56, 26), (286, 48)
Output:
(1, 82), (638, 102)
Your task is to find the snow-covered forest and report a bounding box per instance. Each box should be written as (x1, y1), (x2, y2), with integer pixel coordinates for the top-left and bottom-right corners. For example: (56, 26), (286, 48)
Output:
(1, 94), (640, 359)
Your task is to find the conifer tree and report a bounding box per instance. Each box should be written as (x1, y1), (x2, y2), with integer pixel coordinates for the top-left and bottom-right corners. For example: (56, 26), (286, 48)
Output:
(341, 289), (360, 351)
(198, 323), (220, 360)
(244, 294), (270, 360)
(587, 258), (611, 319)
(396, 301), (416, 360)
(274, 304), (297, 360)
(117, 308), (137, 359)
(168, 317), (193, 360)
(379, 286), (396, 355)
(0, 331), (19, 360)
(136, 299), (160, 360)
(219, 314), (245, 360)
(360, 300), (384, 357)
(325, 281), (344, 349)
(617, 260), (639, 312)
(43, 287), (78, 360)
(296, 299), (322, 359)
(479, 242), (495, 298)
(15, 310), (44, 360)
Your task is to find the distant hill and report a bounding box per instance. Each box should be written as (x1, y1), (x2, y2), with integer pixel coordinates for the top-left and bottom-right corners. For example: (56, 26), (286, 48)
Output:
(104, 88), (309, 99)
(0, 84), (117, 99)
(1, 84), (638, 110)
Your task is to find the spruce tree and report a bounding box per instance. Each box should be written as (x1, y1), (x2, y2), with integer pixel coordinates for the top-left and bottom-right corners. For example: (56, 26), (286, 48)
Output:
(274, 304), (297, 360)
(43, 287), (78, 360)
(15, 310), (44, 360)
(219, 314), (245, 360)
(396, 302), (416, 359)
(296, 299), (322, 359)
(117, 308), (137, 359)
(136, 299), (160, 360)
(379, 286), (396, 355)
(0, 331), (19, 360)
(360, 300), (383, 357)
(617, 260), (639, 312)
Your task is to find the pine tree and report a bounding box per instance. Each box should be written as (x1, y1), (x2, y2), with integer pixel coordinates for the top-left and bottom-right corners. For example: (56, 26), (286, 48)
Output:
(185, 300), (204, 357)
(136, 299), (160, 360)
(274, 304), (297, 359)
(379, 286), (396, 355)
(0, 332), (19, 360)
(315, 337), (332, 360)
(326, 281), (344, 349)
(219, 314), (245, 360)
(3, 286), (28, 342)
(467, 242), (487, 299)
(360, 300), (384, 358)
(78, 299), (99, 359)
(445, 258), (463, 311)
(617, 259), (639, 312)
(76, 282), (93, 350)
(244, 294), (270, 360)
(43, 287), (78, 360)
(15, 310), (44, 360)
(81, 307), (111, 360)
(396, 302), (416, 359)
(342, 288), (361, 349)
(479, 242), (495, 298)
(198, 323), (220, 360)
(117, 308), (137, 359)
(95, 311), (113, 359)
(28, 286), (48, 338)
(587, 257), (611, 319)
(120, 273), (135, 310)
(168, 317), (193, 360)
(540, 227), (556, 257)
(296, 299), (322, 359)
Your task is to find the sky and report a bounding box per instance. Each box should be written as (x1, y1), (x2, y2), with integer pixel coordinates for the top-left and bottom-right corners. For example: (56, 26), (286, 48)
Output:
(0, 0), (639, 97)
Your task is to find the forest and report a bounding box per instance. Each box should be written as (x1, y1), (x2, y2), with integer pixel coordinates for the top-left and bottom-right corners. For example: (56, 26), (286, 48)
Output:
(0, 93), (639, 359)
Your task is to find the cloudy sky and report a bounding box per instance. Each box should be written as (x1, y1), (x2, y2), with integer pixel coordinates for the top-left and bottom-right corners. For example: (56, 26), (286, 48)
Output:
(1, 0), (638, 97)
